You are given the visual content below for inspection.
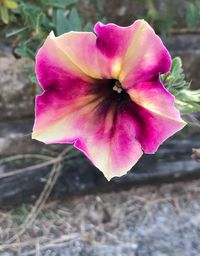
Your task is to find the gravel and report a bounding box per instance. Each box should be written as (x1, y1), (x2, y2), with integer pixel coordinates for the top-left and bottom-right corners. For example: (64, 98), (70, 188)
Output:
(1, 179), (200, 255)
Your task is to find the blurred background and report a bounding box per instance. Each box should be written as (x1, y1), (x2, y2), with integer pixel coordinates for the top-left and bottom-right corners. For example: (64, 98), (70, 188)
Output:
(0, 0), (200, 255)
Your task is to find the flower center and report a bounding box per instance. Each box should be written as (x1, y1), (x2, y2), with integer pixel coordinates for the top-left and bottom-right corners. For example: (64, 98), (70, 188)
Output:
(109, 79), (130, 103)
(92, 78), (130, 105)
(113, 80), (123, 94)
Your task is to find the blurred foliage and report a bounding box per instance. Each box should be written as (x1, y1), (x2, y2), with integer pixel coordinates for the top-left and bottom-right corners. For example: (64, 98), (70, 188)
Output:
(145, 0), (200, 34)
(0, 0), (101, 81)
(139, 0), (175, 35)
(186, 0), (200, 28)
(141, 0), (200, 34)
(1, 0), (200, 62)
(2, 0), (93, 60)
(161, 57), (200, 116)
(0, 0), (18, 24)
(83, 0), (200, 35)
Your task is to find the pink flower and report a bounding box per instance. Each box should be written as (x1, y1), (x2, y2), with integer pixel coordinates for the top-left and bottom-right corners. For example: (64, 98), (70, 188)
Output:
(32, 20), (186, 180)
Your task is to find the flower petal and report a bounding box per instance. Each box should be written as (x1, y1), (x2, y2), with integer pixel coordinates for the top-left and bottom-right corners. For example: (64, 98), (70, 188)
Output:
(94, 20), (171, 82)
(52, 31), (112, 79)
(74, 106), (143, 180)
(119, 20), (171, 87)
(33, 95), (143, 181)
(35, 31), (91, 91)
(94, 21), (140, 77)
(32, 86), (101, 144)
(128, 80), (186, 153)
(33, 31), (101, 142)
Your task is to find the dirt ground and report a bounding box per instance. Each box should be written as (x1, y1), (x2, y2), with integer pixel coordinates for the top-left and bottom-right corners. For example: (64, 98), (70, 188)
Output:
(1, 179), (200, 256)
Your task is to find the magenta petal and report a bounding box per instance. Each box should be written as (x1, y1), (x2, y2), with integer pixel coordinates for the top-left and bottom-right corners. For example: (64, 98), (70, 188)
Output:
(35, 31), (93, 92)
(94, 20), (171, 82)
(32, 83), (96, 144)
(33, 81), (143, 180)
(94, 21), (141, 77)
(52, 31), (113, 79)
(119, 20), (171, 87)
(128, 80), (186, 153)
(32, 32), (99, 142)
(73, 106), (143, 180)
(94, 21), (137, 59)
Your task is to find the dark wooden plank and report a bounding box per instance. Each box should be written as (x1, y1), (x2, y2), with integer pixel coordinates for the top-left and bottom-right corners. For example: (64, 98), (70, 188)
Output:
(1, 119), (200, 206)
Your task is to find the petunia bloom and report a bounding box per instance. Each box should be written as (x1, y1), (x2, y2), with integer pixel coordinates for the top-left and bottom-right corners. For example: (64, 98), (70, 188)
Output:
(32, 20), (186, 180)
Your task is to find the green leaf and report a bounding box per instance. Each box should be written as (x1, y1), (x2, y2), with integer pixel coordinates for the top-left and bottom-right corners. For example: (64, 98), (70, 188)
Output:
(176, 89), (200, 102)
(20, 2), (42, 30)
(161, 56), (200, 116)
(68, 8), (82, 31)
(186, 1), (200, 28)
(62, 0), (78, 8)
(175, 99), (200, 114)
(4, 0), (18, 9)
(55, 8), (82, 34)
(161, 57), (191, 91)
(84, 22), (93, 31)
(29, 74), (39, 86)
(171, 57), (182, 74)
(14, 46), (35, 60)
(1, 6), (9, 24)
(147, 0), (160, 20)
(55, 9), (69, 35)
(43, 0), (78, 9)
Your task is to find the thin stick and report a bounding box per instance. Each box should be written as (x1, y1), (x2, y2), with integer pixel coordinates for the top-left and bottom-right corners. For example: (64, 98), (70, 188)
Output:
(0, 233), (79, 251)
(20, 234), (79, 256)
(0, 154), (52, 164)
(171, 27), (200, 34)
(0, 145), (76, 179)
(6, 146), (74, 244)
(6, 163), (61, 243)
(0, 158), (57, 179)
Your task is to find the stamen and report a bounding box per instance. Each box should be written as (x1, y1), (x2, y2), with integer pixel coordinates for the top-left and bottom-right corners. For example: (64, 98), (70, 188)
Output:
(113, 81), (122, 94)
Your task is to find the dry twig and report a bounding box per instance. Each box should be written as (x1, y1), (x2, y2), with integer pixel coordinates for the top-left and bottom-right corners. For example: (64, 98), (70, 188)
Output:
(5, 146), (74, 244)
